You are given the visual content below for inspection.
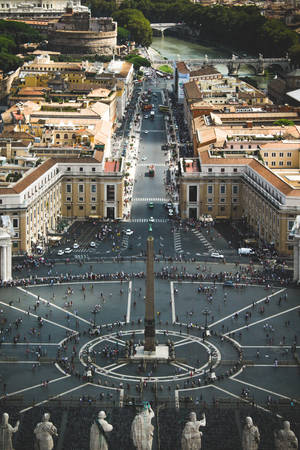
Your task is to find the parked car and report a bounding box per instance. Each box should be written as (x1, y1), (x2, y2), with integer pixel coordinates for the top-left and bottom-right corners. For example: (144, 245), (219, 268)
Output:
(90, 241), (96, 247)
(148, 217), (154, 223)
(57, 249), (64, 256)
(148, 202), (154, 209)
(64, 248), (72, 254)
(223, 280), (234, 287)
(210, 252), (224, 259)
(125, 229), (134, 236)
(73, 243), (79, 249)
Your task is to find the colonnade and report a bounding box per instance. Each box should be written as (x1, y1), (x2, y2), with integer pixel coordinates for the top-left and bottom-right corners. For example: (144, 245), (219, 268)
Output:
(0, 232), (12, 281)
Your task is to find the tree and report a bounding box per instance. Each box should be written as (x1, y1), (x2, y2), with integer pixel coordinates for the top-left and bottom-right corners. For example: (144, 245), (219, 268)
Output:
(125, 54), (150, 69)
(273, 119), (295, 126)
(118, 26), (130, 44)
(113, 9), (152, 46)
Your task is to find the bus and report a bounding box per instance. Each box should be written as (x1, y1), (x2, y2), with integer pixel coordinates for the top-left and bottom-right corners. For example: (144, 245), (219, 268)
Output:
(148, 165), (155, 177)
(159, 105), (169, 113)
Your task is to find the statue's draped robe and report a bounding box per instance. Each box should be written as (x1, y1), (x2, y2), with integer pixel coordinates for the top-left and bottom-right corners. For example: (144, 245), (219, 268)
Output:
(90, 419), (113, 450)
(34, 421), (57, 450)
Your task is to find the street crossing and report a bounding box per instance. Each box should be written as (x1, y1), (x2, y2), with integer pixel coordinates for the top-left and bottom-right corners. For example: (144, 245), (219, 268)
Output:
(192, 229), (215, 253)
(130, 218), (169, 223)
(173, 230), (182, 253)
(137, 163), (165, 167)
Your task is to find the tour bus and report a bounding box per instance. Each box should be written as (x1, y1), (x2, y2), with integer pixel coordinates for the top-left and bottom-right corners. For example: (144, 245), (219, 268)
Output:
(159, 105), (169, 113)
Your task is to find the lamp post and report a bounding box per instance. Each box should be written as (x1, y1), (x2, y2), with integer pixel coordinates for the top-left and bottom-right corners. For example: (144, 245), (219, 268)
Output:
(202, 308), (211, 337)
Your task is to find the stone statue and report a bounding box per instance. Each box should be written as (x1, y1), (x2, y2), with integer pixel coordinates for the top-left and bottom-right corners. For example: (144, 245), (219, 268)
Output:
(274, 421), (298, 449)
(34, 413), (58, 450)
(131, 403), (155, 450)
(181, 412), (206, 450)
(242, 416), (260, 450)
(291, 216), (300, 236)
(90, 411), (113, 450)
(0, 413), (19, 450)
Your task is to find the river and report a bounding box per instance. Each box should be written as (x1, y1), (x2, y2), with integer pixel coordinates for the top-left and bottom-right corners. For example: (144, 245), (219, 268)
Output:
(150, 35), (270, 89)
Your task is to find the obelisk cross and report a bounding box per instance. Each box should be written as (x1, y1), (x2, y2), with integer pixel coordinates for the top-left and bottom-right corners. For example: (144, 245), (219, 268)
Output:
(144, 236), (156, 352)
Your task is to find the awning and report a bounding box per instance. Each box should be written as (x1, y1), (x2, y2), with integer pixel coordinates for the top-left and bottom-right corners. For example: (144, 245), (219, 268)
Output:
(89, 215), (101, 219)
(48, 236), (62, 241)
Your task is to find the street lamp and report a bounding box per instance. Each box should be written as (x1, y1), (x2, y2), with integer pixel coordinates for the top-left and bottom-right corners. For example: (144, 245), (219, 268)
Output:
(202, 308), (211, 335)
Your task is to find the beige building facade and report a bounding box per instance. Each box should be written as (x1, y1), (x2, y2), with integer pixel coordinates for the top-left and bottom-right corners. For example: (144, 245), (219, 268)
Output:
(0, 157), (124, 254)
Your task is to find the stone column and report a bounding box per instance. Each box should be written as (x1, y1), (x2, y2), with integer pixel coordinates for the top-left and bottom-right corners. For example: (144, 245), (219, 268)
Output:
(144, 236), (156, 352)
(6, 245), (12, 281)
(1, 245), (7, 281)
(293, 237), (300, 283)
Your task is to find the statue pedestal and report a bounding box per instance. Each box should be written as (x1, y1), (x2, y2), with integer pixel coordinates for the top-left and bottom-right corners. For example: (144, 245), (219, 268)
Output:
(131, 345), (169, 361)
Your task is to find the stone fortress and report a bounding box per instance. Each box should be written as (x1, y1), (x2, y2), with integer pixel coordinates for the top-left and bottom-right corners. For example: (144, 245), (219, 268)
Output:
(48, 4), (117, 55)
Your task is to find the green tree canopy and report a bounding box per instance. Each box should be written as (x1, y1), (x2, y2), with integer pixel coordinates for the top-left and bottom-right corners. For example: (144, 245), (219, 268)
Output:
(113, 8), (152, 46)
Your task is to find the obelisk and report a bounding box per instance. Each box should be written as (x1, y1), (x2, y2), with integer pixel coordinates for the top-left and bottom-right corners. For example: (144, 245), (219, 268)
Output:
(144, 236), (156, 352)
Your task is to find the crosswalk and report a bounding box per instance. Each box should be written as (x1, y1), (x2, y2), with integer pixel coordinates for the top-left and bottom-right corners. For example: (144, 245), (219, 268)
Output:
(192, 229), (215, 253)
(174, 229), (182, 253)
(121, 235), (129, 249)
(137, 163), (165, 167)
(130, 218), (169, 223)
(133, 197), (167, 202)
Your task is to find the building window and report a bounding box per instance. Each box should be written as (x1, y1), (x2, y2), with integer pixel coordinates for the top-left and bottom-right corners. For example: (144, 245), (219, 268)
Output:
(264, 153), (268, 157)
(240, 145), (243, 149)
(233, 168), (237, 173)
(79, 206), (84, 210)
(207, 185), (213, 194)
(0, 200), (2, 204)
(271, 152), (276, 157)
(92, 167), (96, 172)
(64, 134), (68, 139)
(230, 145), (233, 149)
(80, 167), (83, 172)
(189, 186), (197, 202)
(13, 242), (18, 248)
(279, 161), (283, 166)
(288, 245), (293, 251)
(56, 134), (60, 139)
(66, 196), (71, 202)
(67, 206), (71, 210)
(248, 145), (251, 149)
(287, 161), (291, 166)
(66, 184), (72, 193)
(220, 206), (225, 211)
(279, 152), (283, 157)
(106, 185), (115, 201)
(220, 184), (226, 194)
(287, 152), (292, 157)
(91, 184), (97, 193)
(207, 198), (213, 203)
(233, 206), (237, 211)
(271, 162), (276, 166)
(78, 184), (84, 194)
(232, 198), (238, 203)
(67, 167), (71, 172)
(91, 206), (96, 211)
(13, 218), (19, 228)
(232, 185), (238, 195)
(220, 198), (225, 203)
(288, 220), (295, 231)
(221, 168), (225, 173)
(91, 197), (96, 202)
(79, 197), (84, 202)
(207, 206), (213, 211)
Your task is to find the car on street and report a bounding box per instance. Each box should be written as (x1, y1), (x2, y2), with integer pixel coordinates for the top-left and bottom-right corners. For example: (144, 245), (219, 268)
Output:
(148, 224), (153, 232)
(57, 249), (64, 256)
(148, 202), (154, 208)
(168, 209), (174, 217)
(148, 217), (154, 223)
(144, 130), (149, 134)
(223, 280), (234, 287)
(64, 248), (72, 254)
(73, 243), (79, 249)
(125, 229), (134, 236)
(210, 252), (224, 259)
(142, 157), (147, 161)
(144, 115), (149, 119)
(90, 241), (96, 247)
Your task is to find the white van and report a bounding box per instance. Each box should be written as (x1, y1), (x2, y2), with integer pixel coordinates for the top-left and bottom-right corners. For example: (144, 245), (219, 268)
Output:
(238, 248), (255, 256)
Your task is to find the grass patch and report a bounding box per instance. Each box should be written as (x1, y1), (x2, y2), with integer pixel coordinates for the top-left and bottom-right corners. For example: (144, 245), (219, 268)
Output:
(158, 64), (173, 74)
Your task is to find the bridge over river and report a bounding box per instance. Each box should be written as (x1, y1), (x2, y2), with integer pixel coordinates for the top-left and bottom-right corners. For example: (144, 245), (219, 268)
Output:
(150, 53), (291, 75)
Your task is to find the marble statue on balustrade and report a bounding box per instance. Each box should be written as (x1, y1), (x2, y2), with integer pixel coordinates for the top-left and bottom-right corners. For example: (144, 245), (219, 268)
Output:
(274, 421), (298, 449)
(131, 403), (155, 450)
(242, 416), (260, 450)
(181, 412), (206, 450)
(34, 413), (58, 450)
(0, 413), (19, 450)
(291, 216), (300, 236)
(90, 411), (113, 450)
